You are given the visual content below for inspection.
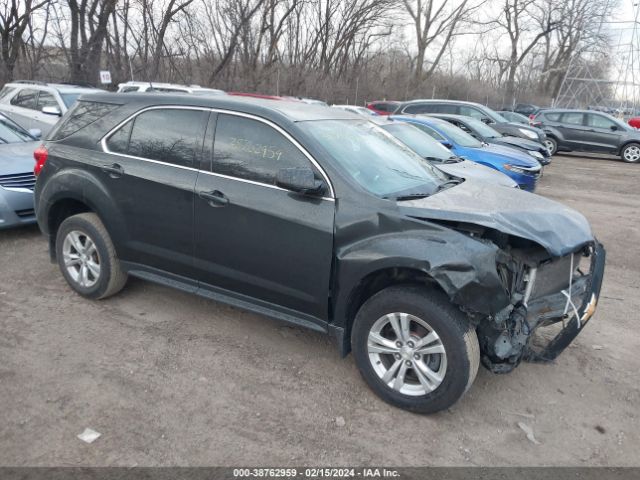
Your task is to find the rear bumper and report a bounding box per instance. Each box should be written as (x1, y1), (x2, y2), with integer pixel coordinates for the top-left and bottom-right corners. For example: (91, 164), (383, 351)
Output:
(524, 242), (606, 362)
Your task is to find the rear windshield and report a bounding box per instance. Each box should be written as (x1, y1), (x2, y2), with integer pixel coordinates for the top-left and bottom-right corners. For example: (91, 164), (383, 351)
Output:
(49, 101), (120, 140)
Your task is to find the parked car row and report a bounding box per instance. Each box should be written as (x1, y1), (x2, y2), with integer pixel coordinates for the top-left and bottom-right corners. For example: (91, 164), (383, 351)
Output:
(30, 92), (605, 414)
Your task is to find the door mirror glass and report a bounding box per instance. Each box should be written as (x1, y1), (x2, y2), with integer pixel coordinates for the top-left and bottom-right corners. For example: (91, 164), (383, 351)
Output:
(276, 167), (325, 195)
(438, 139), (453, 149)
(28, 128), (42, 139)
(42, 106), (62, 116)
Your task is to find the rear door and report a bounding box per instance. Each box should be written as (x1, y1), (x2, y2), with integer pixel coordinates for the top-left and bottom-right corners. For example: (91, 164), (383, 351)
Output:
(193, 112), (335, 322)
(557, 112), (588, 149)
(101, 106), (207, 278)
(584, 113), (624, 153)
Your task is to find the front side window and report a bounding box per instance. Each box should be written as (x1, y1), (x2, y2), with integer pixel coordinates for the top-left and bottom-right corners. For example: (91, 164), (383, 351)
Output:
(10, 89), (38, 110)
(299, 119), (447, 198)
(212, 114), (314, 185)
(459, 106), (485, 120)
(586, 114), (617, 130)
(37, 91), (59, 110)
(561, 112), (584, 126)
(127, 109), (205, 167)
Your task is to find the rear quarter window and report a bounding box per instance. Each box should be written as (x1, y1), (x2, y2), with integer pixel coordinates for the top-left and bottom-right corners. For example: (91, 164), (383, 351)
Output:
(49, 101), (121, 140)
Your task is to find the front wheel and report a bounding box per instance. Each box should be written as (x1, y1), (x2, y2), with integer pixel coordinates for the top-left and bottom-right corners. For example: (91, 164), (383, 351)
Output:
(621, 143), (640, 163)
(351, 285), (479, 414)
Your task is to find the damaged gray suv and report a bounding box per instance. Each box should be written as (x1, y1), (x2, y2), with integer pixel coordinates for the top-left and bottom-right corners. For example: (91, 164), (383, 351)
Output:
(34, 94), (606, 413)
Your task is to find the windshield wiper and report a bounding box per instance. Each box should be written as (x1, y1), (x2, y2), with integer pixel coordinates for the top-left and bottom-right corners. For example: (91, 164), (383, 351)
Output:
(437, 179), (463, 191)
(385, 192), (432, 201)
(443, 156), (461, 163)
(424, 156), (445, 163)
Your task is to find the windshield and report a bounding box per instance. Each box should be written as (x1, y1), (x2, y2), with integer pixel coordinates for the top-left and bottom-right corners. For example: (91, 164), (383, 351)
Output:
(299, 119), (447, 198)
(381, 123), (456, 161)
(0, 116), (34, 143)
(429, 121), (483, 148)
(486, 108), (509, 123)
(463, 117), (503, 138)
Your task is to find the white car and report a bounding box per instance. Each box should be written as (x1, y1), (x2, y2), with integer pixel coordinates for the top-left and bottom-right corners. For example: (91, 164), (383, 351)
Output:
(0, 81), (103, 135)
(117, 81), (225, 96)
(332, 104), (379, 116)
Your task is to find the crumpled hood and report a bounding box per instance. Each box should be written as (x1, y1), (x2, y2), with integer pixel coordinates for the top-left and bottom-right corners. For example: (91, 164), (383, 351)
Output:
(0, 141), (39, 176)
(497, 135), (545, 153)
(434, 159), (517, 188)
(398, 179), (594, 257)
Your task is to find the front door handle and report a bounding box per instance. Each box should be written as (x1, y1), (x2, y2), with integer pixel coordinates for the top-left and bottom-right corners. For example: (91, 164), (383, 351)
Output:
(198, 189), (229, 207)
(101, 163), (124, 178)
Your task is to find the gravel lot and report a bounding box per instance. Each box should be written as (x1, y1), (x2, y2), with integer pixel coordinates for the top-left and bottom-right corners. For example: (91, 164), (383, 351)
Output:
(1, 154), (638, 467)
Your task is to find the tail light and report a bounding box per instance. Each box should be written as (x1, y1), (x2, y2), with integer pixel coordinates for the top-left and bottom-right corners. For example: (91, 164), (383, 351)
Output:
(34, 144), (48, 176)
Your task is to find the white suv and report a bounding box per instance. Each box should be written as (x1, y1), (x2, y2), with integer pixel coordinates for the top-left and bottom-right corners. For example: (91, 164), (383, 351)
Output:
(117, 81), (225, 96)
(0, 81), (103, 135)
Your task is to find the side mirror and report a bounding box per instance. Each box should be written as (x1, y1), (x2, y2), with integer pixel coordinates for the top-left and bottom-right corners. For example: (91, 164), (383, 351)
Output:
(276, 167), (325, 196)
(438, 139), (453, 149)
(42, 106), (62, 116)
(28, 128), (42, 139)
(610, 125), (619, 131)
(481, 117), (493, 125)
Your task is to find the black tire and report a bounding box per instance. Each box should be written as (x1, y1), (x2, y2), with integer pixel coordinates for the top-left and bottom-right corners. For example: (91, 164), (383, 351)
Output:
(621, 142), (640, 163)
(544, 137), (557, 156)
(351, 285), (479, 414)
(55, 212), (127, 300)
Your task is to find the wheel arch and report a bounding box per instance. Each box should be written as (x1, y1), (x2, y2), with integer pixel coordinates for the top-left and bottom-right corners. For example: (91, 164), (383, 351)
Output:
(618, 140), (640, 157)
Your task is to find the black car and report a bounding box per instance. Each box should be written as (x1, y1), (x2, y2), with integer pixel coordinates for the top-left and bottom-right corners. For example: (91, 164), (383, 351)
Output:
(534, 109), (640, 162)
(393, 100), (546, 144)
(35, 94), (605, 413)
(430, 114), (551, 165)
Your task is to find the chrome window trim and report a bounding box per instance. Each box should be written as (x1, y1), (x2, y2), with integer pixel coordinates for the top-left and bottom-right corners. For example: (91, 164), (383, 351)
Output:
(100, 104), (336, 199)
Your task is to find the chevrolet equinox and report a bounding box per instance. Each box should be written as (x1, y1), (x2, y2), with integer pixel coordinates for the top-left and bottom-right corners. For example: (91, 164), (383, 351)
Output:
(34, 94), (605, 413)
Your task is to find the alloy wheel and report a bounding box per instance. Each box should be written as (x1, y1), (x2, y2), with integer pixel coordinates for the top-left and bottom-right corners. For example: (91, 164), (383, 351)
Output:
(367, 312), (447, 396)
(544, 139), (556, 155)
(623, 145), (640, 162)
(62, 230), (101, 288)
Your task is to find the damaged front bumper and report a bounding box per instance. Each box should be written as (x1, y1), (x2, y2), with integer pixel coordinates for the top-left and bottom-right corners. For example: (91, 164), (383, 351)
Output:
(480, 242), (606, 372)
(523, 242), (606, 362)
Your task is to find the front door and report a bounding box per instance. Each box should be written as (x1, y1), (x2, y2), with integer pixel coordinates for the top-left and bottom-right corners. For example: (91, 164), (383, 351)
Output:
(193, 113), (335, 321)
(584, 113), (624, 153)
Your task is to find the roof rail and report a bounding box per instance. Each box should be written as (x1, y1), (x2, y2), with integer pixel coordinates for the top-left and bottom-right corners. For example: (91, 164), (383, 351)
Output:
(12, 80), (48, 85)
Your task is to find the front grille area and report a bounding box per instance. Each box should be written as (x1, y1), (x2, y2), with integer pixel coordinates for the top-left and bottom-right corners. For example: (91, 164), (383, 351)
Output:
(15, 208), (35, 218)
(0, 172), (36, 191)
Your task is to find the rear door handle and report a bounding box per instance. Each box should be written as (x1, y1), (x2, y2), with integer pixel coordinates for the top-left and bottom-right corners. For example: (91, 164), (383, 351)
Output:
(101, 163), (124, 178)
(198, 189), (229, 207)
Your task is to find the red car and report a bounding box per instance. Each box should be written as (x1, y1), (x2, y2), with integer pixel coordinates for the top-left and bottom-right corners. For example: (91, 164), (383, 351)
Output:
(628, 117), (640, 129)
(366, 101), (400, 116)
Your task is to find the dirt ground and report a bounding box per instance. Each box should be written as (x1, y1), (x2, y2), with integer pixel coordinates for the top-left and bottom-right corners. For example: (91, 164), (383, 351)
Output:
(0, 154), (639, 467)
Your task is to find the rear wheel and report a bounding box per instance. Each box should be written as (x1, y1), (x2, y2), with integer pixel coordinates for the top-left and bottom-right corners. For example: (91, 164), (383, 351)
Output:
(544, 137), (557, 156)
(621, 143), (640, 163)
(351, 285), (479, 414)
(55, 213), (127, 299)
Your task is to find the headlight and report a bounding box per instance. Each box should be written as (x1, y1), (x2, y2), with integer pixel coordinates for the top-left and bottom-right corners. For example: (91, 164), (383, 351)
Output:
(504, 164), (527, 174)
(528, 150), (543, 159)
(518, 128), (538, 139)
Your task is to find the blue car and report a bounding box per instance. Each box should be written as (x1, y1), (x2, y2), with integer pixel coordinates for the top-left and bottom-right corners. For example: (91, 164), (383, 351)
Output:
(391, 115), (542, 191)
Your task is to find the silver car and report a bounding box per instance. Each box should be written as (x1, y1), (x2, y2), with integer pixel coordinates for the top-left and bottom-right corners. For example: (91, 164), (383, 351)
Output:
(0, 114), (40, 229)
(0, 81), (103, 135)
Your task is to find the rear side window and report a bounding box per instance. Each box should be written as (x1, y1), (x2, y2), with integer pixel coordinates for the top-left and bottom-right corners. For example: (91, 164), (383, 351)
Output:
(541, 112), (561, 121)
(10, 89), (38, 110)
(561, 112), (585, 125)
(211, 114), (313, 185)
(127, 108), (205, 167)
(403, 104), (433, 114)
(49, 101), (120, 140)
(106, 120), (133, 154)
